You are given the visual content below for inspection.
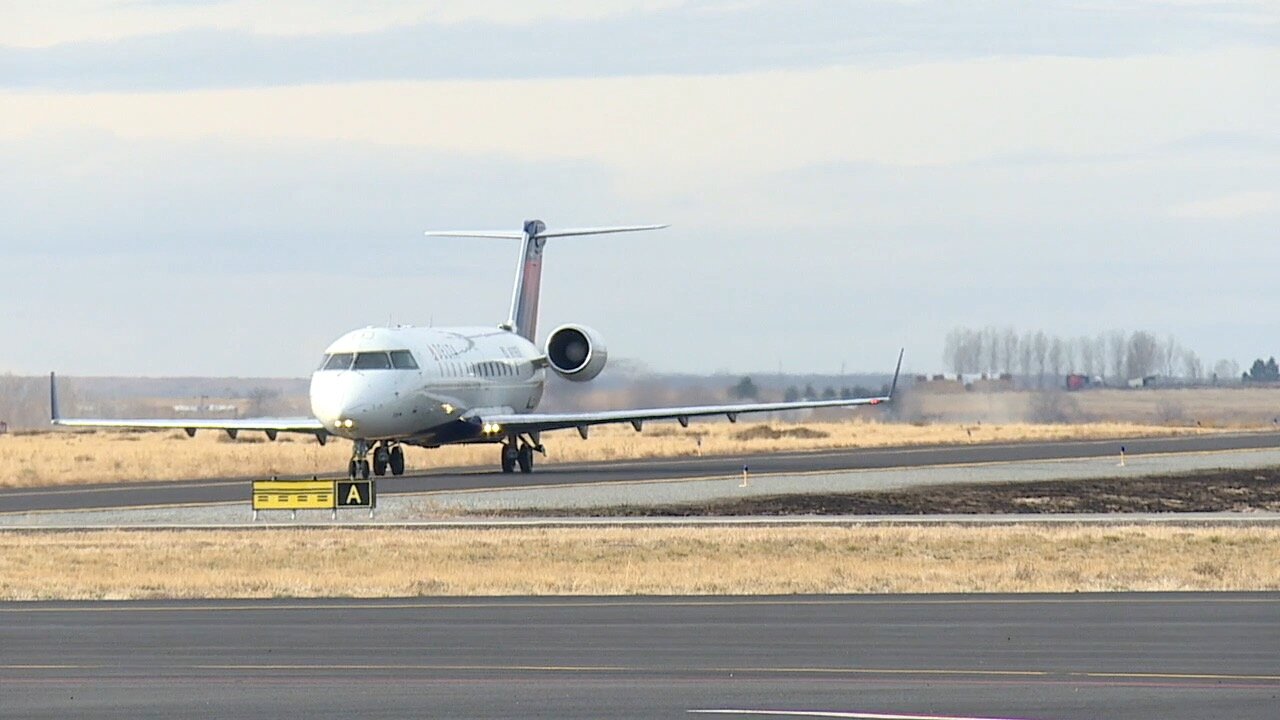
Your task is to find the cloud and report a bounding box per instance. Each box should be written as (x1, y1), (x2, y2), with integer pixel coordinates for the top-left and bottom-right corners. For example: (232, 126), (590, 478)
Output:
(2, 0), (687, 47)
(3, 49), (1273, 198)
(1169, 190), (1280, 219)
(3, 1), (1274, 90)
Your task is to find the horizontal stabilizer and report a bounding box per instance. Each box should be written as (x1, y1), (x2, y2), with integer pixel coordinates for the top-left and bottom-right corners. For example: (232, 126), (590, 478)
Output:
(425, 224), (667, 240)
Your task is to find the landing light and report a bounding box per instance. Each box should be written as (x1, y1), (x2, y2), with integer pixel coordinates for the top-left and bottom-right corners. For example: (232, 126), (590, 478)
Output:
(482, 422), (503, 435)
(341, 418), (355, 428)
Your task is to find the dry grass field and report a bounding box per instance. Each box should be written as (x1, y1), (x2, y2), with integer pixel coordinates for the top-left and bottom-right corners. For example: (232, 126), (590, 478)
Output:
(0, 419), (1218, 487)
(2, 525), (1277, 600)
(906, 386), (1280, 425)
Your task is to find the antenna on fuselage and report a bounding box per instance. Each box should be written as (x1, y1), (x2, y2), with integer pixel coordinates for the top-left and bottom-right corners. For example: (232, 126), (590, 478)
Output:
(424, 220), (668, 342)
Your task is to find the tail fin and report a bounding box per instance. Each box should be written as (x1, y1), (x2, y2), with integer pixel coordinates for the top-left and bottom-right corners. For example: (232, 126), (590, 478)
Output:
(425, 220), (667, 341)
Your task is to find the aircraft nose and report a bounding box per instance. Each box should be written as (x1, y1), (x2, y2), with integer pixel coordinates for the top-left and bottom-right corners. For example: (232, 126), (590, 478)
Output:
(310, 372), (375, 431)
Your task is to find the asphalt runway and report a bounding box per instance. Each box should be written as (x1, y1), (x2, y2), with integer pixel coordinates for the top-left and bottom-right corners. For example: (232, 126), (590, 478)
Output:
(2, 594), (1277, 719)
(4, 431), (1280, 514)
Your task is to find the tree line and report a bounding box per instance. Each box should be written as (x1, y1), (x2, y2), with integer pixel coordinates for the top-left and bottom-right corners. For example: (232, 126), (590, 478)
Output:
(943, 327), (1240, 387)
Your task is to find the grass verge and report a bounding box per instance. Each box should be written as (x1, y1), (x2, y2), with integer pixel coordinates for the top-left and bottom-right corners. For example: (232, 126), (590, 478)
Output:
(2, 526), (1278, 600)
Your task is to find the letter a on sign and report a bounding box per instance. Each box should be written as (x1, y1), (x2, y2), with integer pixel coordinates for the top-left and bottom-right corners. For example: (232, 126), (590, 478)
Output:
(346, 483), (363, 505)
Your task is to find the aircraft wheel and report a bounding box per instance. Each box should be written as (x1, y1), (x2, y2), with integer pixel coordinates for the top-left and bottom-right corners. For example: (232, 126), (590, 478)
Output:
(517, 444), (534, 474)
(389, 445), (405, 476)
(373, 446), (389, 477)
(501, 443), (517, 474)
(358, 460), (371, 480)
(347, 459), (358, 479)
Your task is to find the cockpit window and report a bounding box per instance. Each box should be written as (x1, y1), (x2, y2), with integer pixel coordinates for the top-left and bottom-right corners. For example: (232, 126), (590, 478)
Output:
(322, 353), (354, 371)
(390, 350), (419, 370)
(353, 351), (392, 370)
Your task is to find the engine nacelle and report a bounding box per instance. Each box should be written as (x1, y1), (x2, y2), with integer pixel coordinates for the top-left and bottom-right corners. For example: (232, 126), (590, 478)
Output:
(545, 324), (608, 382)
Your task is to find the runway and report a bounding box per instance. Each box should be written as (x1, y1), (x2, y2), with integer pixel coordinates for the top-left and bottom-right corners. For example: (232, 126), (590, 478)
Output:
(4, 431), (1280, 514)
(2, 593), (1277, 719)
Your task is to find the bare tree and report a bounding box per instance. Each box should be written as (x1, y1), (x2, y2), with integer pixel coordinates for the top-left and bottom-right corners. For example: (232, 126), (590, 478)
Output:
(1048, 336), (1065, 383)
(1001, 327), (1019, 376)
(1032, 331), (1049, 388)
(1126, 331), (1161, 380)
(1094, 333), (1109, 382)
(1182, 350), (1203, 381)
(983, 326), (999, 376)
(1213, 359), (1240, 384)
(1162, 335), (1180, 377)
(1109, 330), (1128, 382)
(1078, 335), (1096, 377)
(944, 328), (964, 375)
(1019, 331), (1035, 385)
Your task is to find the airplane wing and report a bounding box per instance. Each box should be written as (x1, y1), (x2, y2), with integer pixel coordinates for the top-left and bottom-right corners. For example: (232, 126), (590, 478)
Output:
(48, 373), (330, 442)
(475, 350), (904, 438)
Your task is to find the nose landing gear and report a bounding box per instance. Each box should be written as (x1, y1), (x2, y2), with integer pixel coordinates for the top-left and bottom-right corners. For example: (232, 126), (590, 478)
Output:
(348, 440), (371, 480)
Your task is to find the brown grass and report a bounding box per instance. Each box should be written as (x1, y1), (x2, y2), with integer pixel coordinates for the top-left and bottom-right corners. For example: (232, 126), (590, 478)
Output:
(906, 387), (1280, 425)
(0, 420), (1220, 488)
(2, 525), (1277, 600)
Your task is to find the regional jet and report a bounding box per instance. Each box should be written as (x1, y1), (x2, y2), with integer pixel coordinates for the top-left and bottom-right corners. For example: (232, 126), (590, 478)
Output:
(52, 220), (901, 479)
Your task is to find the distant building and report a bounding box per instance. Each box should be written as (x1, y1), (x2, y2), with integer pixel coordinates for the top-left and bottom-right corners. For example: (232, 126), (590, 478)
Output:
(914, 373), (1014, 393)
(0, 421), (7, 435)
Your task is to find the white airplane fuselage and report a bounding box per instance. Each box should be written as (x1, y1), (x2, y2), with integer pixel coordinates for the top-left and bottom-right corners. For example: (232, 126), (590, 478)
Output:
(310, 325), (545, 443)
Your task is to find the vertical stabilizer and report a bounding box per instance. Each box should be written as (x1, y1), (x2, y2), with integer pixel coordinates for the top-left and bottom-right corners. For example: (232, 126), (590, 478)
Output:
(509, 219), (547, 341)
(423, 220), (668, 342)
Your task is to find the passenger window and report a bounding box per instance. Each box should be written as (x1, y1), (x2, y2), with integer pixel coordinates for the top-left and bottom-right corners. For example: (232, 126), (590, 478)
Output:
(323, 353), (354, 371)
(390, 350), (419, 370)
(353, 352), (392, 370)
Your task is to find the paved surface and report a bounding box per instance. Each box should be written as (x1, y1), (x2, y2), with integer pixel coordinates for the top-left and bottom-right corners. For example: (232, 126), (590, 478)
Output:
(2, 594), (1277, 719)
(4, 432), (1280, 515)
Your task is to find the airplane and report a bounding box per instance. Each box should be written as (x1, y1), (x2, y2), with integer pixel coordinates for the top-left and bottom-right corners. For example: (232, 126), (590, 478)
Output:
(51, 220), (902, 479)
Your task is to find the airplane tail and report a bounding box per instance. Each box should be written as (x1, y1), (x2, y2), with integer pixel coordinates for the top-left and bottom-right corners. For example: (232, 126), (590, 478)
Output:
(425, 220), (667, 342)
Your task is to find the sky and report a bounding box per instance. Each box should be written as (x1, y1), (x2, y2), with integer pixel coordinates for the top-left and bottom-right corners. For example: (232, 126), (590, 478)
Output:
(1, 0), (1277, 377)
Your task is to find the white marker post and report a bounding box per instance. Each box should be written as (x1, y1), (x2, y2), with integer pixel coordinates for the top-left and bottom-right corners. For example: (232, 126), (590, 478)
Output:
(740, 464), (749, 488)
(1118, 445), (1126, 467)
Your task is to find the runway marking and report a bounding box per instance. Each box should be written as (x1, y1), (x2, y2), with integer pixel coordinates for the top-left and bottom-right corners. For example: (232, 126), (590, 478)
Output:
(4, 663), (1278, 690)
(1085, 671), (1280, 681)
(1, 594), (1277, 613)
(712, 667), (1048, 677)
(0, 480), (243, 499)
(689, 711), (1038, 720)
(192, 663), (631, 672)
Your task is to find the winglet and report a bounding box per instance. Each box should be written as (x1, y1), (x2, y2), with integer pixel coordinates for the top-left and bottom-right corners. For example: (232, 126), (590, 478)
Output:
(888, 348), (904, 400)
(50, 372), (61, 424)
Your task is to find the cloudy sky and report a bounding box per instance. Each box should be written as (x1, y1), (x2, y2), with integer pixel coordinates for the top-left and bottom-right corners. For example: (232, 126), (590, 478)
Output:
(2, 1), (1277, 377)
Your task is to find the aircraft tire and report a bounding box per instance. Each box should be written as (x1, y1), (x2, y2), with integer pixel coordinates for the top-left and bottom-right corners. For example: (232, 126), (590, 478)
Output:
(517, 445), (534, 474)
(501, 443), (517, 474)
(389, 446), (405, 476)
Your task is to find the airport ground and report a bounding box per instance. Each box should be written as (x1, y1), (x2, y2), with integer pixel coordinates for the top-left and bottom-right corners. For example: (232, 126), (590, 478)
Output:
(0, 419), (1216, 487)
(5, 408), (1280, 718)
(3, 594), (1277, 720)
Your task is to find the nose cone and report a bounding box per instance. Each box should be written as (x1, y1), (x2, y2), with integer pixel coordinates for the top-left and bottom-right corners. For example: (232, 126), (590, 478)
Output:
(310, 372), (376, 435)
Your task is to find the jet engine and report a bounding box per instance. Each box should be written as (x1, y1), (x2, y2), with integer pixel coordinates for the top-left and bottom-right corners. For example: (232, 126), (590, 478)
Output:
(546, 324), (607, 382)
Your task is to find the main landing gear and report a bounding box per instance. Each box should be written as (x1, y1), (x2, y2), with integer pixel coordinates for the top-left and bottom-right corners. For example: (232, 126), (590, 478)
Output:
(501, 436), (543, 474)
(350, 440), (406, 480)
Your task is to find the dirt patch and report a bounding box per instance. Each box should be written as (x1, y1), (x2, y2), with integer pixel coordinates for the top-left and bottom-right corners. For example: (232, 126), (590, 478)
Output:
(731, 424), (830, 441)
(535, 467), (1280, 516)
